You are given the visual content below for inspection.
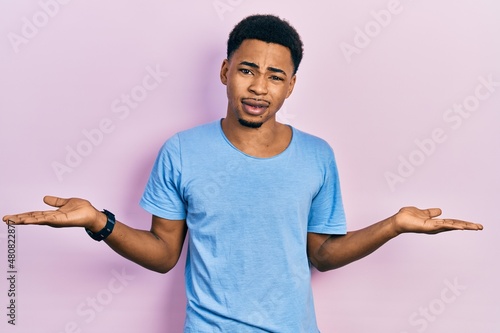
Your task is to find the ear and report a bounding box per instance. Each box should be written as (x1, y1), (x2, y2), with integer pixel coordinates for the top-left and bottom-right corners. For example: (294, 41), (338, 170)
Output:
(220, 59), (229, 85)
(285, 74), (297, 98)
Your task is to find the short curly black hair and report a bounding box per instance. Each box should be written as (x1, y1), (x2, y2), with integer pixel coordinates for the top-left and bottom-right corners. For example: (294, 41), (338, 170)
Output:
(227, 14), (304, 74)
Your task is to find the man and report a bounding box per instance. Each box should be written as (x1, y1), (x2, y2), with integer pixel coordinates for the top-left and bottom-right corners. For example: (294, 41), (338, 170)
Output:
(3, 15), (482, 332)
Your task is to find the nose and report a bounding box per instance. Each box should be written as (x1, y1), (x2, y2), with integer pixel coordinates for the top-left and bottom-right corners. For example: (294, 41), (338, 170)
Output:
(248, 75), (268, 95)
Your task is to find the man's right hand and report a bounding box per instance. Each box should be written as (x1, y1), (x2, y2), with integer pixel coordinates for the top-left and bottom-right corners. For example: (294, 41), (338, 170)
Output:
(2, 196), (106, 231)
(3, 196), (187, 273)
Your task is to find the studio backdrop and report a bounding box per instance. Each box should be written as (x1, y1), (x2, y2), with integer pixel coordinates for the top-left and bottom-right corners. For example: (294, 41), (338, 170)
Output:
(1, 1), (499, 332)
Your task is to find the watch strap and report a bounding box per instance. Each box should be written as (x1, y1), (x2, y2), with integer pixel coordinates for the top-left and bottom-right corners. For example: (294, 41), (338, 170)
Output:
(86, 209), (116, 241)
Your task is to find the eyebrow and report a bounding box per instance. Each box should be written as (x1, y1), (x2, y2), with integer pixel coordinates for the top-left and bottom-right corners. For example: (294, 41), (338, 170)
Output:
(239, 61), (287, 77)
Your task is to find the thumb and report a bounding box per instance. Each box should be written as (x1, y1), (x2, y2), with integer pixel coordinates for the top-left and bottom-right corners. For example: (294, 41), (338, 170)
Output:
(43, 195), (69, 208)
(424, 208), (442, 218)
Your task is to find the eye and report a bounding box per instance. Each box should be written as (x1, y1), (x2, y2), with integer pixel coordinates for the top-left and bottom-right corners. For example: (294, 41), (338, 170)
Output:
(239, 68), (252, 75)
(270, 75), (284, 81)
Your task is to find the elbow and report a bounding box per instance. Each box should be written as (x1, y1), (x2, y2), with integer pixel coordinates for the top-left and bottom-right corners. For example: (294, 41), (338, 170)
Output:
(151, 264), (175, 274)
(311, 259), (336, 272)
(145, 257), (180, 274)
(311, 260), (343, 272)
(308, 233), (345, 272)
(156, 260), (180, 274)
(309, 249), (344, 272)
(313, 262), (329, 273)
(309, 254), (331, 272)
(153, 266), (171, 274)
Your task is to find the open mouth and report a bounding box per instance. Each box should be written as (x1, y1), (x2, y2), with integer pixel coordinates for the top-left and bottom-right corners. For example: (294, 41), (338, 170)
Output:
(241, 99), (270, 116)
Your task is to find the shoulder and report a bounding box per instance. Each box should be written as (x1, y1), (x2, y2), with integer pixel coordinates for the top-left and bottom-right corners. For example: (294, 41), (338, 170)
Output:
(291, 126), (335, 157)
(161, 120), (220, 149)
(177, 120), (220, 138)
(157, 120), (223, 161)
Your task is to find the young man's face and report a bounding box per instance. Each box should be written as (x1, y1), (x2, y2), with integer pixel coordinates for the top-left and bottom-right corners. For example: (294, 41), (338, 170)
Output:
(220, 39), (296, 129)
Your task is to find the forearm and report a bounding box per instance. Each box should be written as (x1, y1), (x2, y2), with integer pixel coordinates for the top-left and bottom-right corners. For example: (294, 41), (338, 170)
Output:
(311, 215), (399, 271)
(309, 206), (483, 271)
(89, 214), (182, 274)
(1, 196), (186, 274)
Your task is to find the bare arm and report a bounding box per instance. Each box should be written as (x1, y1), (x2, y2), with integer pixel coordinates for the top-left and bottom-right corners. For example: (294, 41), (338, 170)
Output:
(102, 215), (187, 273)
(2, 196), (187, 274)
(307, 206), (483, 272)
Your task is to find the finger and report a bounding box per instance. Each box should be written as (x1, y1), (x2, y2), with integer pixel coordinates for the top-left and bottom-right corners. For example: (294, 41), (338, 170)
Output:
(3, 214), (24, 223)
(4, 211), (60, 225)
(434, 219), (483, 230)
(3, 196), (67, 223)
(43, 195), (68, 208)
(3, 216), (14, 223)
(424, 208), (442, 218)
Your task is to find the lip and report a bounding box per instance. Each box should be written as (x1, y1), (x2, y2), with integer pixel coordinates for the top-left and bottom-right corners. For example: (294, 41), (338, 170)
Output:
(242, 98), (270, 107)
(241, 98), (270, 116)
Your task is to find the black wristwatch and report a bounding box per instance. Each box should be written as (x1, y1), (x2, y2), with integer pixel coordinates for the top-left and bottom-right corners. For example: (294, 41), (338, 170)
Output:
(85, 209), (116, 241)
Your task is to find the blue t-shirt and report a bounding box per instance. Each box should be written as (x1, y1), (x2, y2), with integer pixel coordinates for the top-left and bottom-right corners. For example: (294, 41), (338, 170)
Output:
(140, 120), (346, 332)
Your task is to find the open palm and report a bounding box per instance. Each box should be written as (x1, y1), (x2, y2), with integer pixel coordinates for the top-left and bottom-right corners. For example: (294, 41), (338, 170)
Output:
(2, 196), (101, 229)
(395, 206), (483, 234)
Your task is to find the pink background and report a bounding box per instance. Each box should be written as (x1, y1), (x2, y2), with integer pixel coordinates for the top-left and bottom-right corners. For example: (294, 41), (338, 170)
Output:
(1, 1), (499, 332)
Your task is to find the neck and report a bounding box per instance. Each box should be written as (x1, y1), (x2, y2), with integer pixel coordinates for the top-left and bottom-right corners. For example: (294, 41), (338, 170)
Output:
(221, 117), (291, 158)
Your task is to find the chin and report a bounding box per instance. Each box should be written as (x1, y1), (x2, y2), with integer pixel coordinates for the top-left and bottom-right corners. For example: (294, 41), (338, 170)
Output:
(238, 118), (263, 128)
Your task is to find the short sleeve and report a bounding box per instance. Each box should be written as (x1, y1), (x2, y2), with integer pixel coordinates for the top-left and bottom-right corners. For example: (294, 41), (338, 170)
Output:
(307, 151), (347, 235)
(139, 135), (187, 220)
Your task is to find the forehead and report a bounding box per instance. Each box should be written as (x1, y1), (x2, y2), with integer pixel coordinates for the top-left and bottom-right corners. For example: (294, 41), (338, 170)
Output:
(231, 39), (294, 71)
